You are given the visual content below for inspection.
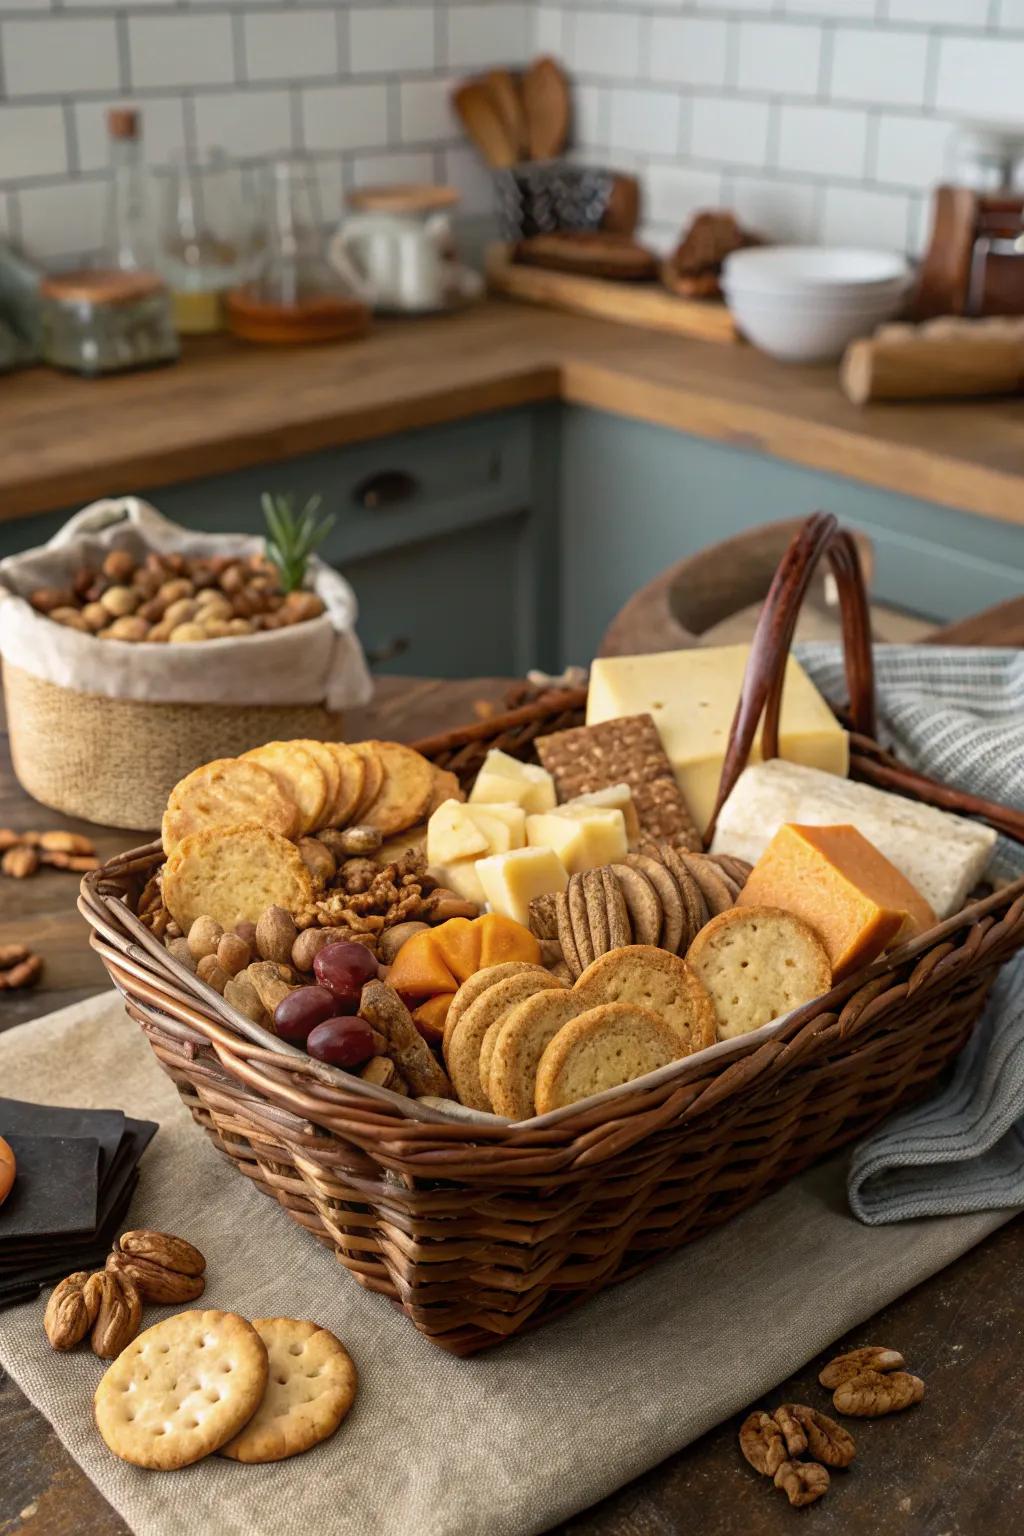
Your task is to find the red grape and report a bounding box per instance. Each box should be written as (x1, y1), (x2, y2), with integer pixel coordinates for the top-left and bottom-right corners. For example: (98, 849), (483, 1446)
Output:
(306, 1016), (375, 1068)
(313, 942), (378, 1013)
(273, 985), (337, 1045)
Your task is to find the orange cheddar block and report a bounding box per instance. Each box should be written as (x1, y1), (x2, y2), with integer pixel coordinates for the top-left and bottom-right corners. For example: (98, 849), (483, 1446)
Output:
(737, 823), (936, 981)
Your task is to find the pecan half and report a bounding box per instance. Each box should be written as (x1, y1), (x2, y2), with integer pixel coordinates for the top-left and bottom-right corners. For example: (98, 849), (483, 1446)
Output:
(738, 1411), (787, 1477)
(86, 1269), (141, 1359)
(819, 1345), (904, 1389)
(787, 1404), (856, 1468)
(772, 1403), (808, 1458)
(832, 1369), (925, 1418)
(116, 1229), (206, 1278)
(774, 1460), (830, 1507)
(106, 1249), (205, 1305)
(43, 1270), (100, 1350)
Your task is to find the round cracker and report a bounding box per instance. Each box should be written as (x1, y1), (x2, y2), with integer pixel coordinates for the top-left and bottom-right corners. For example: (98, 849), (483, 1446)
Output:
(712, 854), (753, 891)
(426, 767), (464, 817)
(448, 971), (565, 1111)
(219, 1318), (357, 1464)
(624, 852), (684, 954)
(323, 742), (366, 826)
(94, 1309), (268, 1471)
(163, 821), (314, 932)
(287, 740), (342, 827)
(555, 891), (583, 981)
(679, 850), (735, 918)
(244, 742), (327, 836)
(162, 758), (298, 853)
(686, 906), (832, 1041)
(443, 961), (549, 1062)
(350, 742), (384, 821)
(535, 1002), (688, 1114)
(488, 990), (581, 1120)
(568, 875), (595, 969)
(609, 864), (661, 947)
(358, 741), (435, 837)
(572, 944), (717, 1056)
(659, 845), (709, 952)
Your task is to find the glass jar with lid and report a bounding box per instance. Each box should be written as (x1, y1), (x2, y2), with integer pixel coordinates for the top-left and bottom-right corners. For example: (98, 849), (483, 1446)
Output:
(39, 269), (179, 375)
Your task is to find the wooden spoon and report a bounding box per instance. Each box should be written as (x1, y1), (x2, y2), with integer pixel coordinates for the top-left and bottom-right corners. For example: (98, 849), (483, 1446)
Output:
(522, 56), (571, 160)
(452, 79), (518, 169)
(485, 69), (527, 162)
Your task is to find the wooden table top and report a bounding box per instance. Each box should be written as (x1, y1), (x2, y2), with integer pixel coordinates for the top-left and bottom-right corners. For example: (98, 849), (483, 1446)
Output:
(3, 299), (1024, 529)
(1, 676), (1021, 1536)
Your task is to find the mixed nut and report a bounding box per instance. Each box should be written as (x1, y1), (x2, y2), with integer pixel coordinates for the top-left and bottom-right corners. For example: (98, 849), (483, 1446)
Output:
(0, 827), (99, 878)
(44, 1230), (206, 1359)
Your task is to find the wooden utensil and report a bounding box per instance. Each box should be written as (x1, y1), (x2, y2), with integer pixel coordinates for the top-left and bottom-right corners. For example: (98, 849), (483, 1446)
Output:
(601, 174), (640, 236)
(452, 80), (518, 169)
(841, 317), (1024, 404)
(485, 69), (527, 162)
(522, 56), (571, 160)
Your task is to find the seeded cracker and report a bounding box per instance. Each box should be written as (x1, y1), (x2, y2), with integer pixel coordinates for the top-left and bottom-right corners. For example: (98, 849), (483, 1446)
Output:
(535, 714), (701, 848)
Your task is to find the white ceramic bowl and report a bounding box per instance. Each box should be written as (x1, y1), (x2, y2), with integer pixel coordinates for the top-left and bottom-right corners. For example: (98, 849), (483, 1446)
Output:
(723, 285), (909, 363)
(723, 245), (910, 297)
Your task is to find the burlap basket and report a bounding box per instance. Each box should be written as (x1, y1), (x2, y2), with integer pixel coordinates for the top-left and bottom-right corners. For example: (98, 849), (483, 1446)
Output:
(79, 516), (1024, 1353)
(0, 499), (371, 829)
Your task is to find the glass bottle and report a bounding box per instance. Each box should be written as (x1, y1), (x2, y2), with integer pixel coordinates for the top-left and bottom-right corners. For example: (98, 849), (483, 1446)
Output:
(105, 108), (157, 272)
(159, 150), (245, 335)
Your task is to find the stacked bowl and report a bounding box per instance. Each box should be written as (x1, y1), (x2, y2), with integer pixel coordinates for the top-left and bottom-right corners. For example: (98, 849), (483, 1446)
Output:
(722, 246), (912, 363)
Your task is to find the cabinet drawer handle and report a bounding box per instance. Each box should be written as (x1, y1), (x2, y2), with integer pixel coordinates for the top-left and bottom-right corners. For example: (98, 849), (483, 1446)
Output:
(366, 636), (411, 666)
(353, 470), (419, 509)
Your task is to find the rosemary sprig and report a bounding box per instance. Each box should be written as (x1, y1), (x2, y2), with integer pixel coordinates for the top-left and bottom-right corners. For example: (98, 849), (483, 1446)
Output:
(261, 492), (335, 593)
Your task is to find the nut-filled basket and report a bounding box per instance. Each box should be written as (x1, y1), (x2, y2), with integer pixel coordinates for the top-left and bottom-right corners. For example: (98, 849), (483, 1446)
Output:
(80, 516), (1024, 1355)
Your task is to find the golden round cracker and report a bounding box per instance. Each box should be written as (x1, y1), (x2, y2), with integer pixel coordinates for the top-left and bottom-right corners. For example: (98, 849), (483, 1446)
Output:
(289, 740), (342, 826)
(442, 961), (547, 1063)
(488, 990), (581, 1120)
(357, 741), (435, 837)
(572, 945), (717, 1056)
(349, 741), (384, 822)
(686, 906), (832, 1041)
(535, 1002), (687, 1114)
(162, 758), (298, 853)
(426, 767), (464, 816)
(219, 1318), (357, 1464)
(244, 742), (327, 836)
(321, 742), (366, 826)
(94, 1309), (268, 1471)
(163, 821), (314, 932)
(447, 970), (564, 1111)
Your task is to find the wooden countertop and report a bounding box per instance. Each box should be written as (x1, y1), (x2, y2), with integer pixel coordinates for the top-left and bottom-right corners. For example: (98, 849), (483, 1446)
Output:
(3, 298), (1024, 527)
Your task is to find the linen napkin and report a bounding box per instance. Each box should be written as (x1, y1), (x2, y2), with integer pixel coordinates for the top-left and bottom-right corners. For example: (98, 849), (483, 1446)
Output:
(797, 644), (1024, 1223)
(0, 992), (1016, 1536)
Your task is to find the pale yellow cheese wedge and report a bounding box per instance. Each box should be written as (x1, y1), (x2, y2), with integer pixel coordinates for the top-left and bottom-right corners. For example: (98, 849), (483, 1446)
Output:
(470, 749), (556, 814)
(432, 857), (486, 906)
(469, 802), (527, 848)
(526, 807), (628, 875)
(560, 784), (640, 844)
(477, 847), (569, 926)
(427, 799), (490, 866)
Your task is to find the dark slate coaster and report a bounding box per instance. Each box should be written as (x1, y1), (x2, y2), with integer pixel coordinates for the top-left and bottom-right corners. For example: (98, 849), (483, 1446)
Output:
(0, 1171), (138, 1304)
(0, 1100), (124, 1183)
(0, 1135), (100, 1239)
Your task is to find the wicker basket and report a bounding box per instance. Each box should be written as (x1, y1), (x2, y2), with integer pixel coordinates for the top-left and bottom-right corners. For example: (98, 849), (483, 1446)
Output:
(79, 516), (1024, 1354)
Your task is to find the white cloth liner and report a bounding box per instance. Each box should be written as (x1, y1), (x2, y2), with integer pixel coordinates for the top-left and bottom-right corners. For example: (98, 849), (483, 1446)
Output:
(0, 499), (373, 712)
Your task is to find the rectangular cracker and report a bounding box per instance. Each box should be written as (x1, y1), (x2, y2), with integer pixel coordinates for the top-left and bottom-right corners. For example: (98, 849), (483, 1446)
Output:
(535, 713), (701, 848)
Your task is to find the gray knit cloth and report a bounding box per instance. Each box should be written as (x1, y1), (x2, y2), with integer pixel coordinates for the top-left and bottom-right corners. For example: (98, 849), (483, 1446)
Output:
(795, 645), (1024, 1223)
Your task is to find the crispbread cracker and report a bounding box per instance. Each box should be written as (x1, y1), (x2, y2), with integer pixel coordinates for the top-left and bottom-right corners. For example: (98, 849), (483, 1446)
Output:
(163, 822), (314, 932)
(656, 844), (708, 951)
(219, 1318), (357, 1464)
(244, 742), (327, 835)
(568, 875), (595, 969)
(572, 945), (716, 1055)
(162, 758), (298, 853)
(678, 850), (735, 917)
(442, 961), (546, 1060)
(535, 714), (700, 847)
(358, 741), (435, 836)
(609, 863), (661, 947)
(686, 906), (832, 1041)
(350, 742), (384, 821)
(624, 852), (684, 954)
(323, 743), (365, 826)
(555, 891), (583, 981)
(447, 970), (565, 1111)
(488, 990), (581, 1120)
(713, 854), (753, 890)
(94, 1309), (268, 1470)
(534, 1002), (687, 1114)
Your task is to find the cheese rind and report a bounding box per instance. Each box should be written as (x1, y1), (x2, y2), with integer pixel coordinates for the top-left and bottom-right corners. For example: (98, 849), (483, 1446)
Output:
(712, 759), (996, 918)
(476, 847), (569, 927)
(738, 823), (937, 980)
(470, 750), (557, 814)
(586, 645), (848, 834)
(525, 808), (628, 874)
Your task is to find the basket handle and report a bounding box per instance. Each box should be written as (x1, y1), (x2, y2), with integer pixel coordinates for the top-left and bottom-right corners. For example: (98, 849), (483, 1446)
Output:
(704, 512), (877, 844)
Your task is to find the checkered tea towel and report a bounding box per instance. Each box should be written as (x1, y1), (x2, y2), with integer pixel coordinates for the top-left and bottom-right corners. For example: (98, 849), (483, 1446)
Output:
(797, 644), (1024, 1224)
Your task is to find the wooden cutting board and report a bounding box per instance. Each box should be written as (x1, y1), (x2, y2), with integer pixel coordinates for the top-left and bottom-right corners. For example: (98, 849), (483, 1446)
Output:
(485, 244), (738, 345)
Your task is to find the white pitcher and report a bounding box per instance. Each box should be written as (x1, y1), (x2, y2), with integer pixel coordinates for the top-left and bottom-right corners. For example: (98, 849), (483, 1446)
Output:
(330, 207), (452, 312)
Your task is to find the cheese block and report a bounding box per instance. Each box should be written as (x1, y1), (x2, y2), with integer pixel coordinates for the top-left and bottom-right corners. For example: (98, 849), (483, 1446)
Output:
(427, 799), (525, 867)
(586, 645), (848, 834)
(526, 807), (628, 874)
(471, 802), (527, 847)
(712, 759), (996, 918)
(476, 846), (569, 926)
(562, 783), (641, 844)
(470, 749), (557, 814)
(738, 823), (937, 980)
(431, 856), (485, 906)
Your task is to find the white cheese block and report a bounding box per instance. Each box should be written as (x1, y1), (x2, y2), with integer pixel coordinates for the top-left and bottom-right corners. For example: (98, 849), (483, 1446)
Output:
(562, 784), (641, 844)
(526, 807), (628, 875)
(432, 857), (486, 906)
(466, 802), (526, 849)
(470, 749), (556, 814)
(476, 847), (569, 927)
(426, 800), (490, 866)
(711, 759), (996, 918)
(586, 644), (848, 835)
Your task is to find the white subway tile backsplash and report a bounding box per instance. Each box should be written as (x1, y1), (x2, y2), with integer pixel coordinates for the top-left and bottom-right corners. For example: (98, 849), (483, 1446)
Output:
(998, 0), (1024, 28)
(568, 10), (643, 81)
(729, 174), (820, 242)
(244, 11), (339, 84)
(888, 0), (988, 24)
(690, 96), (772, 169)
(644, 164), (723, 230)
(194, 89), (293, 161)
(446, 3), (530, 68)
(874, 113), (954, 191)
(350, 7), (435, 75)
(736, 21), (822, 99)
(75, 97), (187, 173)
(934, 35), (1024, 120)
(301, 82), (389, 153)
(821, 185), (910, 250)
(0, 103), (66, 181)
(129, 15), (234, 92)
(777, 102), (868, 178)
(783, 0), (876, 16)
(648, 17), (729, 89)
(399, 78), (459, 144)
(535, 5), (566, 57)
(351, 149), (436, 188)
(830, 26), (929, 108)
(609, 86), (681, 157)
(3, 18), (120, 98)
(443, 142), (496, 216)
(574, 83), (607, 150)
(18, 177), (106, 263)
(697, 0), (774, 12)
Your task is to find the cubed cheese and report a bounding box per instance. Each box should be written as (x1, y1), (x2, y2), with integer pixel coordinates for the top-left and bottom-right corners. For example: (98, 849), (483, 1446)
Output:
(431, 858), (486, 906)
(586, 645), (848, 834)
(711, 759), (996, 918)
(476, 847), (569, 927)
(561, 784), (640, 844)
(526, 807), (628, 874)
(467, 801), (526, 848)
(427, 799), (490, 866)
(470, 749), (556, 813)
